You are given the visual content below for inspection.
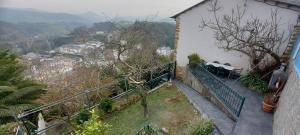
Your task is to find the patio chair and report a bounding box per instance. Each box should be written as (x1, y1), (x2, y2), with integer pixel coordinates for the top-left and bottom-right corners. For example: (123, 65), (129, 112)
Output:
(207, 65), (218, 74)
(229, 68), (243, 79)
(217, 67), (230, 77)
(213, 61), (220, 64)
(224, 63), (231, 66)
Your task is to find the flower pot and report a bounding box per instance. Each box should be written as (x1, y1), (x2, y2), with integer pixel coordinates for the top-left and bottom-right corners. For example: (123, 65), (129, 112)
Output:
(262, 101), (276, 113)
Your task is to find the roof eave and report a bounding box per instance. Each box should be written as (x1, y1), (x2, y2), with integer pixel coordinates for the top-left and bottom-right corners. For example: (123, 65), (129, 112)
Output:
(170, 0), (209, 19)
(170, 0), (300, 19)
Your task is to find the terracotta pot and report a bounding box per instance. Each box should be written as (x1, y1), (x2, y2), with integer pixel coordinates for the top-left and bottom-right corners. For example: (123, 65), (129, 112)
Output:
(262, 101), (276, 113)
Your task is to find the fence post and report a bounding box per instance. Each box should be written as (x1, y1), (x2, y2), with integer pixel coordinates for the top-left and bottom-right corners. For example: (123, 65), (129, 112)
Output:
(168, 63), (171, 81)
(19, 117), (31, 135)
(174, 61), (177, 79)
(85, 90), (91, 108)
(237, 97), (245, 117)
(124, 76), (129, 97)
(150, 69), (153, 80)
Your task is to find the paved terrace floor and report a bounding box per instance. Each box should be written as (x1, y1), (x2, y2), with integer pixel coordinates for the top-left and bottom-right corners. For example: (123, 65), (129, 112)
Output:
(174, 79), (273, 135)
(225, 80), (273, 135)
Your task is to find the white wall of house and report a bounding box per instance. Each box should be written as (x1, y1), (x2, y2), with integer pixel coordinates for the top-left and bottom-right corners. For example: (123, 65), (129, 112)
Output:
(176, 0), (299, 72)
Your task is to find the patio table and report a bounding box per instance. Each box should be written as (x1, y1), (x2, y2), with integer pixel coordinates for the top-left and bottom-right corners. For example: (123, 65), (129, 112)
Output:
(206, 62), (236, 78)
(206, 62), (235, 71)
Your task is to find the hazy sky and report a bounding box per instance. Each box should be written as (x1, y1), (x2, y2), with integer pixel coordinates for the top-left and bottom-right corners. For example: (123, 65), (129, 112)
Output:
(0, 0), (202, 17)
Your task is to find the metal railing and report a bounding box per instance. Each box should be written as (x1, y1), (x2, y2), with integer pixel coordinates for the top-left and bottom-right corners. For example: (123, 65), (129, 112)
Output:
(16, 61), (176, 135)
(189, 63), (245, 117)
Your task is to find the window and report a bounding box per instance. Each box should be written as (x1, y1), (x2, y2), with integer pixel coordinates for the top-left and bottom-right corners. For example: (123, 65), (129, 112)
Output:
(292, 34), (300, 76)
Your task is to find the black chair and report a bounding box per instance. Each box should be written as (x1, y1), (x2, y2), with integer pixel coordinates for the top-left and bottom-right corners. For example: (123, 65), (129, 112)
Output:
(224, 63), (231, 66)
(213, 61), (220, 64)
(217, 67), (230, 77)
(207, 65), (218, 74)
(229, 68), (243, 79)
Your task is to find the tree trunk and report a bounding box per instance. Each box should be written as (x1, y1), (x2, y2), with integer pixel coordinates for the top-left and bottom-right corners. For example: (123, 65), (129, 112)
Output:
(141, 93), (148, 118)
(143, 104), (148, 118)
(250, 58), (261, 73)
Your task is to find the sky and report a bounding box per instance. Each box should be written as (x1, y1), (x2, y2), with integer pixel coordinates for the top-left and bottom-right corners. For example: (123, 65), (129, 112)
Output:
(0, 0), (202, 17)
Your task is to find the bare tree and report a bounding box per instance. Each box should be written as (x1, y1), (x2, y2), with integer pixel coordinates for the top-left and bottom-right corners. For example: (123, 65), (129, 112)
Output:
(200, 0), (290, 73)
(105, 21), (165, 117)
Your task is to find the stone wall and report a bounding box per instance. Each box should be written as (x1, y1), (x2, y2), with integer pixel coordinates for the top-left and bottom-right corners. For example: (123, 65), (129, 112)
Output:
(184, 68), (237, 121)
(273, 67), (300, 135)
(172, 17), (180, 61)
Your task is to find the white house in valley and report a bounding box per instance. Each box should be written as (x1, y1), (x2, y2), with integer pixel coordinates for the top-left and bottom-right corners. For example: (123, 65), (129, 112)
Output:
(172, 0), (300, 72)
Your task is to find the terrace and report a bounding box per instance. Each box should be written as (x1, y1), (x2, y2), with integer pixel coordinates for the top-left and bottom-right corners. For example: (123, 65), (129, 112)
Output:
(183, 63), (273, 135)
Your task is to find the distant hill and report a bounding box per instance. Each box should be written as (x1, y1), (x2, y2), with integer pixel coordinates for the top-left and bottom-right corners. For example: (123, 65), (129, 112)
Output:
(0, 21), (83, 41)
(0, 7), (174, 24)
(0, 8), (102, 24)
(0, 20), (83, 54)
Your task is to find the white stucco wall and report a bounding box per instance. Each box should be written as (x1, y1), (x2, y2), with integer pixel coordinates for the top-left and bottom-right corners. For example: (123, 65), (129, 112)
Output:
(176, 0), (299, 72)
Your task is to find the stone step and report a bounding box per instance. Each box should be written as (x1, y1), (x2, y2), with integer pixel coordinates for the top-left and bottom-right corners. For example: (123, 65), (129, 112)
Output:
(295, 24), (300, 28)
(174, 80), (235, 135)
(286, 48), (292, 52)
(290, 35), (297, 40)
(290, 39), (296, 43)
(288, 43), (294, 46)
(281, 55), (290, 59)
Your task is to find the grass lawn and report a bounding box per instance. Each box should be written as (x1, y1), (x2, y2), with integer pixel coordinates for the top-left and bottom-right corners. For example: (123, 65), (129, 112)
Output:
(105, 86), (206, 135)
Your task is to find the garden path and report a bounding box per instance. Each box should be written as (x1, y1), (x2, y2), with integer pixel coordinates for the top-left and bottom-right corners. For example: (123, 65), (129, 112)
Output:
(225, 80), (273, 135)
(174, 80), (234, 135)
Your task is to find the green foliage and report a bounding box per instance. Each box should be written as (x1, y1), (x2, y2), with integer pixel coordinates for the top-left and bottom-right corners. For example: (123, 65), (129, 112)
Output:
(0, 122), (17, 135)
(75, 109), (91, 125)
(188, 53), (204, 64)
(159, 55), (172, 63)
(127, 21), (175, 48)
(241, 74), (268, 93)
(75, 109), (111, 135)
(188, 53), (204, 68)
(98, 98), (113, 113)
(118, 78), (130, 92)
(191, 119), (214, 135)
(0, 50), (45, 124)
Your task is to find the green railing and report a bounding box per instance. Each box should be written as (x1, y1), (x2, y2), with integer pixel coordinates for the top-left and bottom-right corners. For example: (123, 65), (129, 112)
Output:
(189, 63), (245, 117)
(144, 62), (176, 89)
(16, 62), (176, 135)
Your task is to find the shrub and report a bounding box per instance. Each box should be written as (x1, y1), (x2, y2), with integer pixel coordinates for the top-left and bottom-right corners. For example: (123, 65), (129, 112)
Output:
(119, 78), (131, 92)
(188, 53), (204, 68)
(111, 95), (140, 112)
(0, 122), (17, 135)
(96, 109), (105, 120)
(188, 53), (204, 64)
(241, 74), (268, 93)
(75, 109), (111, 135)
(128, 95), (140, 103)
(75, 109), (91, 125)
(159, 55), (172, 63)
(98, 98), (114, 113)
(191, 119), (214, 135)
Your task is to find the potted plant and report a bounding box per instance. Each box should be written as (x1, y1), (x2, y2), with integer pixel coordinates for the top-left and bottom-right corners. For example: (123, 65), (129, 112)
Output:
(262, 93), (277, 112)
(262, 76), (286, 113)
(188, 53), (203, 68)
